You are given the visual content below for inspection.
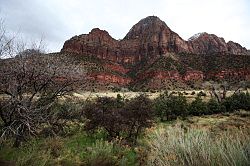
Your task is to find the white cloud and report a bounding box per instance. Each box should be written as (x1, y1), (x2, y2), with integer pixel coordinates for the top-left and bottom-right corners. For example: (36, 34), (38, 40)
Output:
(1, 0), (250, 52)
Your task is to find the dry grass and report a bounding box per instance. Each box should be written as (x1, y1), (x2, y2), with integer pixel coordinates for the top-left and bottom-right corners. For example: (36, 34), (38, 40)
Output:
(142, 112), (250, 166)
(71, 90), (248, 102)
(145, 124), (250, 166)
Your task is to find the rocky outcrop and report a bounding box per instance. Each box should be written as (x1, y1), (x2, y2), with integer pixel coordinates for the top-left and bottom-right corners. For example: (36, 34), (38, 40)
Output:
(135, 70), (204, 83)
(183, 70), (204, 81)
(104, 63), (129, 74)
(206, 69), (250, 81)
(88, 72), (132, 85)
(188, 33), (248, 55)
(227, 41), (248, 55)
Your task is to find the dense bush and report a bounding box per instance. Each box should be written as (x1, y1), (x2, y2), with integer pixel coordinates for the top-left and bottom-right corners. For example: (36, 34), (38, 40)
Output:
(83, 95), (154, 142)
(154, 92), (188, 121)
(223, 92), (250, 112)
(154, 92), (250, 118)
(188, 97), (208, 116)
(207, 99), (225, 114)
(84, 97), (123, 138)
(197, 91), (206, 97)
(85, 140), (118, 165)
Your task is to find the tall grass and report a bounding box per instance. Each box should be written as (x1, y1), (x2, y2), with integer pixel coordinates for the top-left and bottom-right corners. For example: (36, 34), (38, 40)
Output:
(146, 125), (250, 166)
(0, 134), (137, 166)
(85, 139), (117, 165)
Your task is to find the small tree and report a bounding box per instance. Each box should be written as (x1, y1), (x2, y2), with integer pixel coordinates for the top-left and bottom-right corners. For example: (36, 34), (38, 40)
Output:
(209, 82), (235, 103)
(154, 92), (188, 121)
(84, 97), (123, 138)
(0, 52), (85, 146)
(122, 95), (154, 141)
(84, 95), (154, 143)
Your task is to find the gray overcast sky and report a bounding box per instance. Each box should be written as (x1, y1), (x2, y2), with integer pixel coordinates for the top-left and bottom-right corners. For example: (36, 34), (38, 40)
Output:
(1, 0), (250, 52)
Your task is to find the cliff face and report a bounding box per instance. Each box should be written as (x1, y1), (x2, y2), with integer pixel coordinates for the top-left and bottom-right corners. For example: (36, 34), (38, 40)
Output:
(62, 16), (248, 65)
(61, 16), (249, 90)
(62, 16), (191, 65)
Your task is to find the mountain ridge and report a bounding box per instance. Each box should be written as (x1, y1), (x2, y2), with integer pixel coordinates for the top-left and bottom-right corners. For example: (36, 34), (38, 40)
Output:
(62, 16), (248, 61)
(60, 16), (250, 90)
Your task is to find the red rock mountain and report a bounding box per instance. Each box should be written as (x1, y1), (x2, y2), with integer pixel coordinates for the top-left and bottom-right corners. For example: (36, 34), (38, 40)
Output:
(62, 16), (248, 64)
(61, 16), (250, 90)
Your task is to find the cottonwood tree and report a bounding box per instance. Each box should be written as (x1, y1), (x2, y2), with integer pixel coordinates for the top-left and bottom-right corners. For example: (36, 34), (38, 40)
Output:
(0, 21), (86, 147)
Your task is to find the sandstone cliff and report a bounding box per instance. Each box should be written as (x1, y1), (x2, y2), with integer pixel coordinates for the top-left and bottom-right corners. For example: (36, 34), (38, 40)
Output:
(60, 16), (249, 90)
(62, 16), (248, 65)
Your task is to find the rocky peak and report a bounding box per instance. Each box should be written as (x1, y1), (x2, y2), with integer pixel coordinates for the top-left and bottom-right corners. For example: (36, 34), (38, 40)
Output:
(227, 41), (248, 55)
(188, 32), (248, 54)
(124, 16), (169, 40)
(89, 28), (110, 37)
(188, 32), (207, 41)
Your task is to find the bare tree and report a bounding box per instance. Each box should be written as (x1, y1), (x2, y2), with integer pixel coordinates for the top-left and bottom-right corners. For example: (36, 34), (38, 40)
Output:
(0, 20), (86, 147)
(209, 81), (249, 103)
(0, 18), (13, 59)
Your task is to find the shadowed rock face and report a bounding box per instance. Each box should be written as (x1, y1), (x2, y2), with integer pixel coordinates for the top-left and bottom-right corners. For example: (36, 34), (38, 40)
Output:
(61, 16), (249, 89)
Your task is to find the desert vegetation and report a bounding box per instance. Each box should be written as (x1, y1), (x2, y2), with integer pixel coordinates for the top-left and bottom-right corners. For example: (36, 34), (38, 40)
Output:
(0, 18), (250, 166)
(0, 88), (249, 165)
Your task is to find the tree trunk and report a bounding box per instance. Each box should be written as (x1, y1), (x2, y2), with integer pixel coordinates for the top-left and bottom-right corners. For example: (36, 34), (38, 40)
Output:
(13, 135), (22, 148)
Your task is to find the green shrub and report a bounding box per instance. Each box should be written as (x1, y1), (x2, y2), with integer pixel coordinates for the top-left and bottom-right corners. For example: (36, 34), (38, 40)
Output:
(43, 137), (63, 158)
(0, 140), (52, 166)
(207, 99), (225, 114)
(198, 91), (206, 97)
(85, 139), (137, 166)
(154, 92), (188, 121)
(188, 97), (208, 116)
(223, 92), (250, 112)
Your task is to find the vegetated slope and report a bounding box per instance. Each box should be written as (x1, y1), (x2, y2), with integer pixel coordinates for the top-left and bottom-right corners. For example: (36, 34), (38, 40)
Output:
(44, 52), (133, 91)
(127, 52), (250, 90)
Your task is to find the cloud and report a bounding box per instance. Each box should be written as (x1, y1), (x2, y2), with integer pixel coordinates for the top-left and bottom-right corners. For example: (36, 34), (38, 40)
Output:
(1, 0), (250, 52)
